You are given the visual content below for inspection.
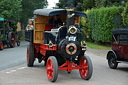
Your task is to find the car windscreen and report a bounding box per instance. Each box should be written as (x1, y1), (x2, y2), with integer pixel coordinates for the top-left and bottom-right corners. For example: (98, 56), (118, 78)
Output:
(112, 34), (128, 45)
(119, 34), (128, 45)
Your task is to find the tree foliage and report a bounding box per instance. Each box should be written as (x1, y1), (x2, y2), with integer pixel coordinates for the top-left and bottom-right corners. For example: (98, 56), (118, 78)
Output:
(56, 0), (83, 11)
(0, 0), (48, 27)
(20, 0), (48, 26)
(82, 0), (95, 10)
(56, 0), (127, 11)
(0, 0), (22, 21)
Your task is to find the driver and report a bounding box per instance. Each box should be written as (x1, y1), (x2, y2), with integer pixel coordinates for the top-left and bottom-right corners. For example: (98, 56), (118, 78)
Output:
(48, 15), (63, 27)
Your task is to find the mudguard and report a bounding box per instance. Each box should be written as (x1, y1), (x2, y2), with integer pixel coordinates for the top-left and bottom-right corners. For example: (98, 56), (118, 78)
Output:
(106, 50), (119, 60)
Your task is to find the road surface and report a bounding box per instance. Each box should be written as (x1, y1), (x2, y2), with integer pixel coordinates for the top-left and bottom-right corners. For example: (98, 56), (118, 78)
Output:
(0, 41), (27, 71)
(0, 41), (128, 85)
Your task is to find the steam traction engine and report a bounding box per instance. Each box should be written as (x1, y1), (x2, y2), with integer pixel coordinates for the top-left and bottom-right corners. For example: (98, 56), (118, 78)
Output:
(26, 5), (93, 82)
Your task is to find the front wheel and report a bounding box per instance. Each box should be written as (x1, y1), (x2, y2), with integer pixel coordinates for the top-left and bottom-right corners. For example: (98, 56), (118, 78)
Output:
(79, 56), (93, 80)
(0, 42), (3, 50)
(108, 53), (118, 69)
(46, 56), (58, 82)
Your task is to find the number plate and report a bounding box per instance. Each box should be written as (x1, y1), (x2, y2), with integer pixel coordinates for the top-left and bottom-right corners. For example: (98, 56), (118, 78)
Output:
(69, 36), (76, 41)
(82, 46), (86, 51)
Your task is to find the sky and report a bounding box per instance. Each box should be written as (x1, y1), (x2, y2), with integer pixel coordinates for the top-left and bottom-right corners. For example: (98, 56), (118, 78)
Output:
(47, 0), (59, 9)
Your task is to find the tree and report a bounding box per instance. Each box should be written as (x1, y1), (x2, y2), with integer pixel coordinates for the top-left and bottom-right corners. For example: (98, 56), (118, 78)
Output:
(20, 0), (48, 27)
(56, 0), (84, 11)
(82, 0), (95, 10)
(95, 0), (127, 8)
(0, 0), (22, 21)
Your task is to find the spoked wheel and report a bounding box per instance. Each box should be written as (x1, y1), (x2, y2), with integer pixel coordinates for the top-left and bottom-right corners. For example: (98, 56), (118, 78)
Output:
(0, 42), (3, 50)
(108, 53), (118, 69)
(17, 36), (20, 46)
(46, 56), (58, 82)
(79, 56), (93, 80)
(27, 44), (35, 67)
(8, 32), (16, 48)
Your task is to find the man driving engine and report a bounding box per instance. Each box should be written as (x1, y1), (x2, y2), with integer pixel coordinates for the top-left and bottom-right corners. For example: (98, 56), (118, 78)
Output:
(48, 15), (63, 27)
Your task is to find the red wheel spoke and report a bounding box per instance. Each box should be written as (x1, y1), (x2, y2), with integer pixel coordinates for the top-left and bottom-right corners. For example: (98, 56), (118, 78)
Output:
(84, 66), (88, 69)
(83, 60), (87, 65)
(47, 67), (51, 71)
(47, 67), (53, 72)
(83, 70), (86, 76)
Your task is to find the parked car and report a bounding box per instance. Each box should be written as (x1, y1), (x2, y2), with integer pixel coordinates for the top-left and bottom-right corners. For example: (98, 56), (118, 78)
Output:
(0, 17), (20, 50)
(107, 29), (128, 69)
(25, 8), (93, 82)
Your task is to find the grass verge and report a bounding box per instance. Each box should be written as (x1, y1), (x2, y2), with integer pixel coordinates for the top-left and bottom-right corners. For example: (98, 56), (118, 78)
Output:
(20, 35), (25, 41)
(86, 41), (111, 50)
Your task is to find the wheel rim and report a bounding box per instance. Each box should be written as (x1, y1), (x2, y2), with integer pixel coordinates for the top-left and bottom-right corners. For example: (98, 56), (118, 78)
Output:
(47, 59), (53, 80)
(11, 33), (15, 47)
(27, 47), (29, 63)
(109, 57), (116, 67)
(17, 39), (20, 46)
(79, 57), (89, 78)
(1, 43), (3, 49)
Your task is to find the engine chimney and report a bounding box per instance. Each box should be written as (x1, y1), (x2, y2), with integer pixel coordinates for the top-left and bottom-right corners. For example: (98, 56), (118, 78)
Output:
(66, 0), (75, 31)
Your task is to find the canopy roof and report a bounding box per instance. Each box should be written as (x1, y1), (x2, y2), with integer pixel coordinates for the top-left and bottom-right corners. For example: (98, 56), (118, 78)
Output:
(34, 9), (87, 17)
(112, 29), (128, 34)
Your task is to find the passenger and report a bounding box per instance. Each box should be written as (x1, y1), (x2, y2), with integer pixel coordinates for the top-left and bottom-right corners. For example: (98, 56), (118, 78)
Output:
(26, 20), (34, 31)
(48, 15), (63, 27)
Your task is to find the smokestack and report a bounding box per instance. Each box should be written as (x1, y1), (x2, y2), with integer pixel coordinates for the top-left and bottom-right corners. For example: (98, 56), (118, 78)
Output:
(66, 0), (75, 31)
(66, 0), (74, 8)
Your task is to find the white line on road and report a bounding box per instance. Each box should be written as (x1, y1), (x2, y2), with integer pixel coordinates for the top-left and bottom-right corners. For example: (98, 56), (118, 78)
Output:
(5, 66), (26, 74)
(6, 70), (16, 74)
(17, 67), (26, 70)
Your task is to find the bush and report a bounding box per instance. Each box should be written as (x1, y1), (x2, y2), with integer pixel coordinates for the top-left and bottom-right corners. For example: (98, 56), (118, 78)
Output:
(80, 9), (92, 41)
(87, 6), (122, 43)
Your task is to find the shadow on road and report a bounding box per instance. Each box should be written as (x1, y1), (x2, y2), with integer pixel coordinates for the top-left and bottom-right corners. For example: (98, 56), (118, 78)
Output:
(116, 67), (128, 72)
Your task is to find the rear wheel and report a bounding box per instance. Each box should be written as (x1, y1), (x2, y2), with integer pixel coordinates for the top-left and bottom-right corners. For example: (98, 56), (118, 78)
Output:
(8, 32), (16, 48)
(79, 56), (93, 80)
(46, 56), (58, 82)
(108, 53), (118, 69)
(0, 42), (3, 50)
(27, 44), (35, 67)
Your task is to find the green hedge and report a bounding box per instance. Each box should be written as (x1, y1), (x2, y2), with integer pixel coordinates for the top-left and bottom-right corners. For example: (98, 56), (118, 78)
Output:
(87, 6), (122, 42)
(122, 3), (128, 26)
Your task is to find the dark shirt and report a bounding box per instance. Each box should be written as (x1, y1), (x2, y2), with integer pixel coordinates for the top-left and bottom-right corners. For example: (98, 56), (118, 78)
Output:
(75, 24), (81, 32)
(48, 18), (63, 27)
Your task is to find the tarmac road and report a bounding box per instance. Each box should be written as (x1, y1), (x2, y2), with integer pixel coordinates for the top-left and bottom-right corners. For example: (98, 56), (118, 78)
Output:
(0, 41), (128, 85)
(0, 41), (27, 71)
